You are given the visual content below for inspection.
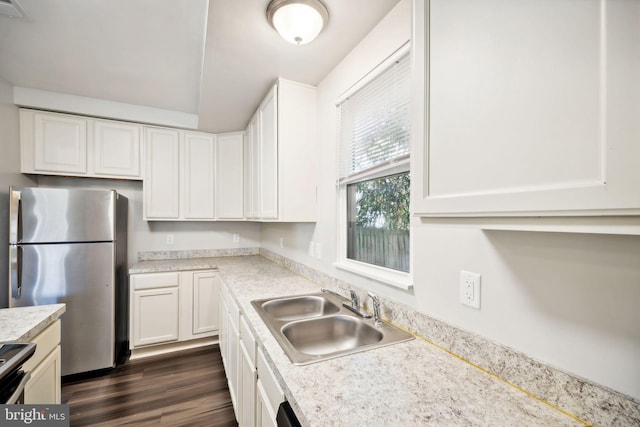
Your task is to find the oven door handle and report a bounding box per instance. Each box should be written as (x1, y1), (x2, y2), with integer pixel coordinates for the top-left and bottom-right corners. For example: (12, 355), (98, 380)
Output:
(6, 371), (30, 404)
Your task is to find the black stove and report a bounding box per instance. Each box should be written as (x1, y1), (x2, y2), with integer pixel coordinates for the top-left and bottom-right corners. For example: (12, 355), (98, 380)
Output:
(0, 342), (36, 404)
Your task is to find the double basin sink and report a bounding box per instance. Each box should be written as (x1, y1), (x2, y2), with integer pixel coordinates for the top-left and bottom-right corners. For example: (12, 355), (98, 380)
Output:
(251, 291), (414, 365)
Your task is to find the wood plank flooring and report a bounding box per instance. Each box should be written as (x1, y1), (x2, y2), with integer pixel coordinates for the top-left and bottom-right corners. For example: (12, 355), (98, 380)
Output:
(62, 345), (237, 427)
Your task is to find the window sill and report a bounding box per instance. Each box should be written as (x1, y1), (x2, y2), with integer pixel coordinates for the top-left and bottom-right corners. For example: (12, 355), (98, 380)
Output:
(334, 260), (413, 290)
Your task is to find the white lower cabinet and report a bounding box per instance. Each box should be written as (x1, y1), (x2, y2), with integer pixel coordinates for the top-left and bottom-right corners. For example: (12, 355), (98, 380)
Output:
(256, 346), (285, 427)
(132, 287), (180, 347)
(256, 381), (276, 427)
(240, 316), (257, 427)
(129, 270), (219, 350)
(180, 270), (220, 340)
(226, 294), (240, 419)
(220, 283), (285, 427)
(23, 320), (62, 404)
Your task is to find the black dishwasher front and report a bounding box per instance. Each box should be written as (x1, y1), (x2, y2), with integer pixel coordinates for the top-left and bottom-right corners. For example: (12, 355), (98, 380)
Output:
(276, 401), (301, 427)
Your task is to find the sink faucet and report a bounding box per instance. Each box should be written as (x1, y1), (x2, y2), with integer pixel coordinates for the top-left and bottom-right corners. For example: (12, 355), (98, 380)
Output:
(368, 292), (382, 326)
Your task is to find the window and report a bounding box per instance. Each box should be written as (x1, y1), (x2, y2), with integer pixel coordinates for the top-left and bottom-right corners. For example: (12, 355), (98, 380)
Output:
(337, 45), (411, 288)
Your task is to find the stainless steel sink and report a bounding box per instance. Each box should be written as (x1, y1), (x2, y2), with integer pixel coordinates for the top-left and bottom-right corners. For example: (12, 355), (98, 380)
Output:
(281, 315), (383, 356)
(251, 292), (414, 365)
(260, 295), (340, 321)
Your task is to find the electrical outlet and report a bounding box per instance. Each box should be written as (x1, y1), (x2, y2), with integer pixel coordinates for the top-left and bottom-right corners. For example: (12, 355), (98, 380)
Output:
(460, 270), (481, 309)
(232, 233), (240, 243)
(279, 237), (284, 248)
(314, 242), (322, 259)
(166, 234), (174, 245)
(308, 241), (315, 257)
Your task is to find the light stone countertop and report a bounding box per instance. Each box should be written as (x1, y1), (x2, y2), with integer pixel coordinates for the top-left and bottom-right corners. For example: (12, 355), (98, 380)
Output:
(129, 257), (219, 274)
(0, 304), (66, 342)
(138, 255), (584, 427)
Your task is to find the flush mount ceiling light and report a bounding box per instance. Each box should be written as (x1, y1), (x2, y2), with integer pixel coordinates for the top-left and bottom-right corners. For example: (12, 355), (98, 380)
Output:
(267, 0), (329, 45)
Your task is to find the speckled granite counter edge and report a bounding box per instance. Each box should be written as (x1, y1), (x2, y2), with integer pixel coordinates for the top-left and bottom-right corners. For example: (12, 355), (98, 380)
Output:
(259, 248), (640, 427)
(138, 248), (258, 261)
(0, 304), (66, 342)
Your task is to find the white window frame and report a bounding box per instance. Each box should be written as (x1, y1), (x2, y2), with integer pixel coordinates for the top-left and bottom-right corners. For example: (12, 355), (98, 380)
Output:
(334, 44), (413, 290)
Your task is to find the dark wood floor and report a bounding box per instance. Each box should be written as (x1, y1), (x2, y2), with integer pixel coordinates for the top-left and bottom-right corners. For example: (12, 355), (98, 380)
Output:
(62, 345), (237, 427)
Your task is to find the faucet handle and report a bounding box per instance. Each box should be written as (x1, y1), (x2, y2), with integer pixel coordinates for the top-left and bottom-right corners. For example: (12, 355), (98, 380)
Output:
(349, 290), (359, 308)
(367, 292), (379, 305)
(367, 292), (382, 326)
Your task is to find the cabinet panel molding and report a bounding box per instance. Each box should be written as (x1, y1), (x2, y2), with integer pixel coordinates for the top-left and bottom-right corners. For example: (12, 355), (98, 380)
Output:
(182, 132), (216, 220)
(216, 132), (244, 219)
(24, 345), (61, 404)
(131, 287), (180, 347)
(33, 112), (87, 174)
(93, 119), (141, 177)
(144, 127), (180, 219)
(191, 271), (220, 335)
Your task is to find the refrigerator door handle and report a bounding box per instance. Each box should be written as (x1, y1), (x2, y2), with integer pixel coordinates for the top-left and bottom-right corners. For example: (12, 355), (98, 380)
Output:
(9, 187), (21, 243)
(9, 245), (22, 299)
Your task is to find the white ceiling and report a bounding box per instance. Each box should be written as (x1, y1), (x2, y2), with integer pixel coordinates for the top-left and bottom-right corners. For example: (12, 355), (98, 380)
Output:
(0, 0), (400, 133)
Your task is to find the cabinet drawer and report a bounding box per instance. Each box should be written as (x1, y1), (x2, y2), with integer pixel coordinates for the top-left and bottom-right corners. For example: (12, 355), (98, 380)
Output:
(131, 272), (180, 290)
(23, 320), (61, 372)
(257, 346), (284, 415)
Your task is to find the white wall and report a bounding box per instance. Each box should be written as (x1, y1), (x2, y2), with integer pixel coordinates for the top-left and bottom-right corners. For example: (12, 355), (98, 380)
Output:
(260, 0), (640, 401)
(0, 76), (37, 308)
(37, 176), (261, 268)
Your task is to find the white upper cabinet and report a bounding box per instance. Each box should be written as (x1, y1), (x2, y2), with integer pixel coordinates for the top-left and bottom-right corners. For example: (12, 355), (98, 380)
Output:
(92, 119), (141, 178)
(22, 110), (87, 175)
(144, 127), (180, 220)
(32, 111), (87, 174)
(258, 85), (279, 219)
(411, 0), (640, 218)
(144, 127), (216, 221)
(20, 109), (142, 180)
(144, 126), (248, 222)
(245, 79), (317, 222)
(244, 114), (259, 219)
(181, 131), (216, 220)
(216, 132), (244, 219)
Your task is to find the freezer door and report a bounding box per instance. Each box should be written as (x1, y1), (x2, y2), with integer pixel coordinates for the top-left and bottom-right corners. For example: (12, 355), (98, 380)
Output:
(10, 187), (116, 244)
(10, 242), (116, 376)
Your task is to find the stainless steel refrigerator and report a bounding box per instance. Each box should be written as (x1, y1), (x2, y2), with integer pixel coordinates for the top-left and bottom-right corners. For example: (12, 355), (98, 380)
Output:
(8, 186), (129, 376)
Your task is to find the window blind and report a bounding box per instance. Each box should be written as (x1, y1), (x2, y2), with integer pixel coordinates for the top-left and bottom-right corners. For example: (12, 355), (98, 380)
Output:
(338, 52), (410, 180)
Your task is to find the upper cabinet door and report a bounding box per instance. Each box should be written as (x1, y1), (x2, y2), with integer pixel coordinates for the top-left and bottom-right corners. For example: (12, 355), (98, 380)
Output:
(92, 119), (141, 178)
(182, 131), (216, 220)
(258, 84), (278, 219)
(32, 111), (87, 174)
(244, 113), (259, 219)
(144, 127), (180, 219)
(411, 0), (640, 217)
(216, 132), (244, 219)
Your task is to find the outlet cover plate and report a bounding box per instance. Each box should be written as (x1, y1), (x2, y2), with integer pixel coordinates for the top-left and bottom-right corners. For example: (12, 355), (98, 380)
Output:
(460, 270), (481, 309)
